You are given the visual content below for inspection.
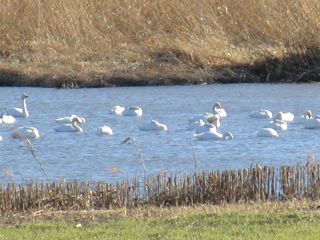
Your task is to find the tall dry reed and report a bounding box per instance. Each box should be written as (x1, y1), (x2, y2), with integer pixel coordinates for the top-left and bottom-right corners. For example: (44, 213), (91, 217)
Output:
(1, 0), (320, 86)
(1, 164), (320, 213)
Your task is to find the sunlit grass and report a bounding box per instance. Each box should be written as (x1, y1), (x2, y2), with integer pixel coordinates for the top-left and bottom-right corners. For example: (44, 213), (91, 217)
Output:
(1, 1), (320, 86)
(1, 201), (320, 239)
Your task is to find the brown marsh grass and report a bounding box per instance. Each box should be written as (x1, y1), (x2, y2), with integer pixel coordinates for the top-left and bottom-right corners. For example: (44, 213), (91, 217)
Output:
(1, 163), (320, 213)
(1, 0), (320, 87)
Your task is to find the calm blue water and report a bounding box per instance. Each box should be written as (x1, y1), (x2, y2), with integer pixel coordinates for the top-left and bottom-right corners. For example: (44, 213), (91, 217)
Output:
(0, 84), (320, 182)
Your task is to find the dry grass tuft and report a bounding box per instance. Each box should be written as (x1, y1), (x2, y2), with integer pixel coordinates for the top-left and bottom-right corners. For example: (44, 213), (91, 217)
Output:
(0, 164), (320, 214)
(1, 1), (320, 87)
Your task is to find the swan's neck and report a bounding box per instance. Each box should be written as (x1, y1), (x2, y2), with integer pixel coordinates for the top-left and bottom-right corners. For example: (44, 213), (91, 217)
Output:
(22, 98), (29, 118)
(224, 132), (233, 140)
(73, 122), (83, 132)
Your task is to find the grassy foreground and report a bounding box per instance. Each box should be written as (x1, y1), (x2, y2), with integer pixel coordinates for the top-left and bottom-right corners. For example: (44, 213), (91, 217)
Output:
(1, 200), (320, 239)
(1, 1), (320, 87)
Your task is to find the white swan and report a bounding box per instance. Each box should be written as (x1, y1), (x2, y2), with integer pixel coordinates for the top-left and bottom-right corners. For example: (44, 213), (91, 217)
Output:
(12, 126), (40, 139)
(263, 119), (288, 131)
(195, 123), (217, 134)
(140, 120), (168, 131)
(6, 93), (29, 118)
(256, 128), (279, 138)
(98, 125), (113, 135)
(194, 131), (233, 140)
(207, 114), (221, 128)
(54, 118), (83, 133)
(249, 109), (272, 119)
(0, 136), (3, 141)
(303, 118), (320, 129)
(0, 115), (16, 124)
(297, 110), (313, 124)
(274, 111), (294, 122)
(213, 102), (227, 118)
(55, 114), (86, 124)
(110, 105), (125, 116)
(123, 106), (143, 117)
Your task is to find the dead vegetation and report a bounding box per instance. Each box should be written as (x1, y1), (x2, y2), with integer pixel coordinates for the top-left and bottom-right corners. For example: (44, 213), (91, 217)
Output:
(1, 164), (320, 213)
(1, 0), (320, 87)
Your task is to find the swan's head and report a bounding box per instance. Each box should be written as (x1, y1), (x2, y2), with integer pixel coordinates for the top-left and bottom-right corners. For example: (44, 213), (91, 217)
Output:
(72, 117), (82, 125)
(305, 110), (313, 119)
(276, 112), (284, 121)
(213, 102), (222, 110)
(22, 93), (28, 99)
(223, 132), (233, 140)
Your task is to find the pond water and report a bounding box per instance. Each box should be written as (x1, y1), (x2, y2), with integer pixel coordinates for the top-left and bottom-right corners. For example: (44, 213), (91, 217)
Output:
(0, 84), (320, 182)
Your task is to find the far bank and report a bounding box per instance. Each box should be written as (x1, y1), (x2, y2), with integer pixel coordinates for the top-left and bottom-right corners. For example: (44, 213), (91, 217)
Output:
(1, 1), (320, 88)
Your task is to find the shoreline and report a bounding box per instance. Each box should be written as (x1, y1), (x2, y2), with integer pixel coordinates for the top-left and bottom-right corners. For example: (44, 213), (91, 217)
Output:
(1, 64), (319, 88)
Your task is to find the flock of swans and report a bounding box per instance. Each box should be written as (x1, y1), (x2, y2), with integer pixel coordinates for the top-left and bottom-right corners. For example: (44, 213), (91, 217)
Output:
(1, 93), (320, 143)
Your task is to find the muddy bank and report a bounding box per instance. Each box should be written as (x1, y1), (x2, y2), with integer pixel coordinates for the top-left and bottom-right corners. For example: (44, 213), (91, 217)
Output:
(1, 55), (320, 88)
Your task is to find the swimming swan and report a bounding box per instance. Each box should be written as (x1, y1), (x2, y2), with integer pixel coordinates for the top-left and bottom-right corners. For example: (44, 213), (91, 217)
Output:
(110, 105), (125, 115)
(297, 110), (313, 124)
(213, 102), (227, 118)
(0, 136), (3, 141)
(194, 123), (217, 134)
(263, 119), (288, 131)
(12, 126), (40, 139)
(194, 131), (233, 140)
(256, 128), (279, 138)
(303, 118), (320, 129)
(54, 118), (83, 133)
(140, 120), (168, 131)
(6, 93), (29, 118)
(249, 109), (272, 119)
(274, 112), (294, 122)
(98, 125), (114, 135)
(55, 114), (86, 124)
(0, 115), (16, 124)
(123, 106), (143, 117)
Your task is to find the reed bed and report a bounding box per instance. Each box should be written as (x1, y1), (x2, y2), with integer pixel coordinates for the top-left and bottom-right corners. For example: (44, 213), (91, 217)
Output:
(1, 0), (320, 87)
(1, 164), (320, 213)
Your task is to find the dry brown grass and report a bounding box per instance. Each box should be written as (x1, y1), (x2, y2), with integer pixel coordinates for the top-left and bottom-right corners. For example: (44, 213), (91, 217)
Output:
(1, 199), (320, 226)
(1, 164), (320, 214)
(1, 0), (320, 87)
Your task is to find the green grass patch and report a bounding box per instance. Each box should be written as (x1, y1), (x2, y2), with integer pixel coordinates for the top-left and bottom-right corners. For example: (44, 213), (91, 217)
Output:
(1, 202), (320, 239)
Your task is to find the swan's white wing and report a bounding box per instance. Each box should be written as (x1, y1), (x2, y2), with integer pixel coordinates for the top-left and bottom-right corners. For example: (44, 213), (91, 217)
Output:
(55, 117), (73, 123)
(6, 108), (23, 117)
(303, 119), (320, 129)
(194, 131), (223, 140)
(256, 128), (279, 137)
(1, 115), (16, 124)
(98, 126), (113, 135)
(54, 124), (75, 132)
(12, 126), (40, 139)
